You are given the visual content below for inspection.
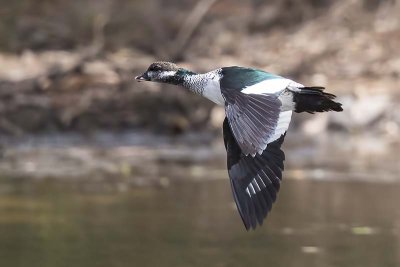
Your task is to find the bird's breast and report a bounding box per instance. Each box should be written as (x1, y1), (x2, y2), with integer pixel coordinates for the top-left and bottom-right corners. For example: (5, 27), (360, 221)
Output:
(202, 78), (225, 105)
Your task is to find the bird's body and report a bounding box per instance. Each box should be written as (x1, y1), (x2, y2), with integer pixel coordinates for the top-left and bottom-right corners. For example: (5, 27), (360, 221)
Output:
(136, 62), (343, 230)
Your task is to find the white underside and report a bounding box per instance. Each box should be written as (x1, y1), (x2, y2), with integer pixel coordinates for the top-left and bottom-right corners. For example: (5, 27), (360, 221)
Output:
(252, 110), (292, 156)
(202, 76), (225, 105)
(268, 110), (292, 143)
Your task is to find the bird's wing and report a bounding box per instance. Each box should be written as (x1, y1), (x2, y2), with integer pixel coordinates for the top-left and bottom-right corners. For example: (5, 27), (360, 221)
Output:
(223, 118), (285, 230)
(219, 66), (283, 91)
(223, 89), (291, 156)
(220, 67), (292, 156)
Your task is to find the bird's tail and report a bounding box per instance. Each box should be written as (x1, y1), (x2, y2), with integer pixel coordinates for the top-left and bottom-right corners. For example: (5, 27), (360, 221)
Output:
(293, 87), (343, 113)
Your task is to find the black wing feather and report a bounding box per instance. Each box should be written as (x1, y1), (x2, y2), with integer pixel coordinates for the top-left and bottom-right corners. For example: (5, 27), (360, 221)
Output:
(223, 118), (286, 230)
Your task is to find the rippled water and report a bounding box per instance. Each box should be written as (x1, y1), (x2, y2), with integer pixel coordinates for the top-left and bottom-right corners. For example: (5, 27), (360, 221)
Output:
(0, 176), (399, 267)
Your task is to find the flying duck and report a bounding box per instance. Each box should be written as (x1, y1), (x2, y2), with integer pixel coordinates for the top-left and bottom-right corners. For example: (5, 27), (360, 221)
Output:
(135, 62), (343, 230)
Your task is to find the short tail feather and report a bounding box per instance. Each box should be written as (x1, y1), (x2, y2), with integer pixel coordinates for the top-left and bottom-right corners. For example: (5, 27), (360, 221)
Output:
(293, 86), (343, 113)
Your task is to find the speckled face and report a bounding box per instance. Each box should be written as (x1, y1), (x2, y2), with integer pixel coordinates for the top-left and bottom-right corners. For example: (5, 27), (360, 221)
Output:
(135, 62), (179, 83)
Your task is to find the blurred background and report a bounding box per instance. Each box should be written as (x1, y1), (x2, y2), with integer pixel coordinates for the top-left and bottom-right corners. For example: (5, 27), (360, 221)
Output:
(0, 0), (399, 266)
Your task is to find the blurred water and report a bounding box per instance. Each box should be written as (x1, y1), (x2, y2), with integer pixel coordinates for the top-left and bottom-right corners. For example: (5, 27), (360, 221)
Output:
(0, 176), (398, 267)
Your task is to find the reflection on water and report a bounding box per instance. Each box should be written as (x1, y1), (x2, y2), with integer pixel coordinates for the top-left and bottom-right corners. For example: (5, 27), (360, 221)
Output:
(0, 177), (399, 267)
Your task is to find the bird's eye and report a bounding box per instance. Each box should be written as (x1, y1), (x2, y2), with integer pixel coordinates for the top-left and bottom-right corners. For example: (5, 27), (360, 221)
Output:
(149, 65), (162, 71)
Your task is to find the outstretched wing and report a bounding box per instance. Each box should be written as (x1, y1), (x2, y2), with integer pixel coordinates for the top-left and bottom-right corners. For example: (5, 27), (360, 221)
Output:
(220, 67), (292, 156)
(223, 118), (285, 230)
(224, 91), (285, 156)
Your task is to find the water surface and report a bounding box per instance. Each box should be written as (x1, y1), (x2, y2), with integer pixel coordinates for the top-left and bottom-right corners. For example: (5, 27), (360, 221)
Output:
(0, 176), (399, 267)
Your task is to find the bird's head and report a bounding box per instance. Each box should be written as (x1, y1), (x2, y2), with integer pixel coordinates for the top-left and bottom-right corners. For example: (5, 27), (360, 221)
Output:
(135, 62), (182, 84)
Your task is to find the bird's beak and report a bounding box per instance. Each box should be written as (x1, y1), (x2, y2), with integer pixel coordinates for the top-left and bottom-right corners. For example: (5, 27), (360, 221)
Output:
(135, 72), (150, 82)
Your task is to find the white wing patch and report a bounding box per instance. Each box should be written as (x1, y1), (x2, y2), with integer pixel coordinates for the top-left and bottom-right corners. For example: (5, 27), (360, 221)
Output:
(287, 80), (305, 90)
(241, 78), (292, 95)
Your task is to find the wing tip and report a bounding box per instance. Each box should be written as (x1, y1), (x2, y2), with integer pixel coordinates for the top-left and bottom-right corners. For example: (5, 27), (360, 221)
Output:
(241, 211), (266, 231)
(224, 117), (287, 231)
